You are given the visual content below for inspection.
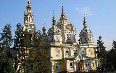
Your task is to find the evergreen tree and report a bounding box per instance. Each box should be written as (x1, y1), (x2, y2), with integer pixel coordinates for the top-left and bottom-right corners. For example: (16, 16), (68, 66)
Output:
(112, 40), (116, 49)
(107, 40), (116, 71)
(0, 24), (13, 49)
(14, 23), (32, 73)
(14, 23), (24, 72)
(22, 30), (31, 48)
(14, 23), (23, 49)
(96, 36), (107, 68)
(0, 24), (15, 73)
(21, 30), (31, 73)
(28, 30), (50, 73)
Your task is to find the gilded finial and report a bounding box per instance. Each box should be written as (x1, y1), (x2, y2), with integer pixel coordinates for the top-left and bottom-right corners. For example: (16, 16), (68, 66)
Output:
(26, 0), (31, 12)
(28, 0), (31, 4)
(42, 26), (46, 33)
(52, 10), (56, 25)
(60, 5), (65, 19)
(83, 14), (87, 28)
(42, 22), (46, 33)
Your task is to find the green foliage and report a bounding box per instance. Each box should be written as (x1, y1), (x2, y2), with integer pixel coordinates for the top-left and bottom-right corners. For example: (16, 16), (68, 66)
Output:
(0, 24), (15, 73)
(27, 31), (50, 73)
(22, 30), (31, 48)
(0, 55), (15, 73)
(13, 23), (24, 72)
(96, 36), (107, 67)
(106, 40), (116, 70)
(0, 24), (13, 49)
(14, 23), (23, 48)
(14, 24), (32, 73)
(112, 40), (116, 49)
(0, 23), (52, 73)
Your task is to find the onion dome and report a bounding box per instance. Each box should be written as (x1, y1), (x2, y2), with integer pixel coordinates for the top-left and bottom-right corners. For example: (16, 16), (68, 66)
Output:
(42, 26), (46, 33)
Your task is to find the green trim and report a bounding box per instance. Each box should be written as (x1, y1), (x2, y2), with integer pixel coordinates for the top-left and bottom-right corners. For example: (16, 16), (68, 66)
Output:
(64, 56), (75, 60)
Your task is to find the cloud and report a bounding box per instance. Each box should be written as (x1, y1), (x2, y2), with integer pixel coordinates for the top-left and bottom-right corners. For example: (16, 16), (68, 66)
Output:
(76, 7), (93, 16)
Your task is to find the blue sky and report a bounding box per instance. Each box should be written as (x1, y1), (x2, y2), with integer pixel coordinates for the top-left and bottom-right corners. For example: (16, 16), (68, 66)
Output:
(0, 0), (116, 50)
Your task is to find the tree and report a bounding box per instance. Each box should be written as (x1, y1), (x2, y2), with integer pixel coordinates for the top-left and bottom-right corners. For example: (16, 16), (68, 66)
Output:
(21, 30), (32, 73)
(0, 24), (15, 73)
(0, 24), (13, 49)
(107, 40), (116, 71)
(14, 23), (23, 49)
(112, 40), (116, 49)
(28, 30), (50, 73)
(13, 23), (24, 72)
(96, 36), (107, 68)
(14, 24), (32, 73)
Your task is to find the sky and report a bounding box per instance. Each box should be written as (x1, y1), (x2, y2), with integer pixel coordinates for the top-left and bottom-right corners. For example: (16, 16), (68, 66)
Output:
(0, 0), (116, 51)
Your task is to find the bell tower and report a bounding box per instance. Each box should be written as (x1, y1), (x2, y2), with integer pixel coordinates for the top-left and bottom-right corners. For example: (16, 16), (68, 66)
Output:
(24, 0), (35, 33)
(79, 15), (93, 44)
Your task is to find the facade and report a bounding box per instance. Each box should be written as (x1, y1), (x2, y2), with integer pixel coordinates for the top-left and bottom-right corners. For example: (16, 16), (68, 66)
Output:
(78, 16), (98, 72)
(48, 7), (98, 72)
(48, 6), (78, 73)
(16, 0), (99, 73)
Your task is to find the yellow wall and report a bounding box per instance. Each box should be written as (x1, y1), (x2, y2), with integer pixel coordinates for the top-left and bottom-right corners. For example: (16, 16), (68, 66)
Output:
(92, 60), (98, 70)
(51, 47), (63, 59)
(86, 48), (95, 58)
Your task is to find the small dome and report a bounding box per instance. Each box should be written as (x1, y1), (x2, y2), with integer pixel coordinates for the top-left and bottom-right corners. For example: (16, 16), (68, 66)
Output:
(81, 27), (92, 35)
(79, 27), (93, 44)
(42, 26), (46, 33)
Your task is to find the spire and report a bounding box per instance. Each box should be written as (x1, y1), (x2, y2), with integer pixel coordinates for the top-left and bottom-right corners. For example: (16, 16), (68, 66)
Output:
(61, 6), (65, 16)
(83, 14), (87, 28)
(52, 10), (56, 25)
(62, 6), (64, 14)
(58, 6), (71, 25)
(60, 6), (66, 20)
(26, 0), (31, 12)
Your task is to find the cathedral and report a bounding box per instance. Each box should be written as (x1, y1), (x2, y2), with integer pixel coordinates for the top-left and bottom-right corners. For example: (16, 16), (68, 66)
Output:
(18, 0), (99, 73)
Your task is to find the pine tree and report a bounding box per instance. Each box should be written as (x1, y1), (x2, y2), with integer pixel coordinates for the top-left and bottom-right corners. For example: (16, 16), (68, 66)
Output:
(14, 23), (24, 72)
(0, 24), (15, 73)
(0, 24), (13, 49)
(22, 30), (32, 73)
(14, 23), (32, 73)
(112, 40), (116, 49)
(14, 23), (23, 49)
(107, 40), (116, 71)
(28, 30), (50, 73)
(96, 36), (107, 68)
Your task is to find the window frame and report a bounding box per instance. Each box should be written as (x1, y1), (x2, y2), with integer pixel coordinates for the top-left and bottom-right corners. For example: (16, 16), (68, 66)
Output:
(65, 50), (69, 56)
(70, 62), (73, 68)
